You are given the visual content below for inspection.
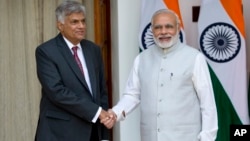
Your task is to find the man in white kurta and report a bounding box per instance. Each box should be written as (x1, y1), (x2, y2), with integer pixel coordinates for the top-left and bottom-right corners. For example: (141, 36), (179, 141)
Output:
(111, 9), (218, 141)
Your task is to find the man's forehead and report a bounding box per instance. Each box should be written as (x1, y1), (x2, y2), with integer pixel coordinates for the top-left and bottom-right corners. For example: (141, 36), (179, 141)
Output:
(66, 13), (85, 19)
(67, 12), (84, 17)
(153, 19), (176, 26)
(153, 15), (176, 25)
(153, 23), (175, 26)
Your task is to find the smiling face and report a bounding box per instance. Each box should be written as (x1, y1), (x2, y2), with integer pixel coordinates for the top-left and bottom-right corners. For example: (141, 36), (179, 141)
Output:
(151, 12), (180, 49)
(57, 12), (86, 45)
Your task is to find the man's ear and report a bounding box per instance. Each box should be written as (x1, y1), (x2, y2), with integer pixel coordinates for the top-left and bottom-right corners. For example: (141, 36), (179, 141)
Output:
(57, 21), (63, 31)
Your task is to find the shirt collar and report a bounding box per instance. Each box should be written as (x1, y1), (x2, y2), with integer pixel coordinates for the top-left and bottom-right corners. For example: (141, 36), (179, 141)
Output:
(62, 36), (81, 50)
(154, 40), (181, 55)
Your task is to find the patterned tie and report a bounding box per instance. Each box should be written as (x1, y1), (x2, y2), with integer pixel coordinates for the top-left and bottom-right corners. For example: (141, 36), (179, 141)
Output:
(72, 46), (84, 75)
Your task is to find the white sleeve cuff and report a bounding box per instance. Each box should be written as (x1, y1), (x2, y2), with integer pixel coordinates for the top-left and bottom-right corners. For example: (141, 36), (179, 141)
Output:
(92, 107), (102, 123)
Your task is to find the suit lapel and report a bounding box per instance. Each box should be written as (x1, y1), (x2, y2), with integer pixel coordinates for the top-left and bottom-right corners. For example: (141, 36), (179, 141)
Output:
(81, 41), (97, 100)
(56, 34), (91, 93)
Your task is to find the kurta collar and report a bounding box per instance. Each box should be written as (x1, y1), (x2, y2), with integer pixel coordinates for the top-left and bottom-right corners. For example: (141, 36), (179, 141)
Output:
(154, 40), (182, 56)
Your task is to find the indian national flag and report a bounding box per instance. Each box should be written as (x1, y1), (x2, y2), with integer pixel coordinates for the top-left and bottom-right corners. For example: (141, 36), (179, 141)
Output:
(139, 0), (185, 51)
(198, 0), (249, 140)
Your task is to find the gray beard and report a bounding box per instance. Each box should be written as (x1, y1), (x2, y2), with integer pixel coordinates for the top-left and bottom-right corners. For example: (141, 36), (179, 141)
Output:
(154, 34), (179, 49)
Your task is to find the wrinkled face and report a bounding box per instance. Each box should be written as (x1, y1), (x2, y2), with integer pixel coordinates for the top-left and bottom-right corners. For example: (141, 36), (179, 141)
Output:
(152, 12), (180, 49)
(57, 12), (86, 45)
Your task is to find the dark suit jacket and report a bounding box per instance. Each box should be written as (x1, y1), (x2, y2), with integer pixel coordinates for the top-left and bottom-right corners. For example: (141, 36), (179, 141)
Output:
(35, 33), (109, 141)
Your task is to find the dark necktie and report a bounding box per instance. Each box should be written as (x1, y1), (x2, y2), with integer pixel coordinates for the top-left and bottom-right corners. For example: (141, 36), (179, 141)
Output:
(72, 46), (84, 75)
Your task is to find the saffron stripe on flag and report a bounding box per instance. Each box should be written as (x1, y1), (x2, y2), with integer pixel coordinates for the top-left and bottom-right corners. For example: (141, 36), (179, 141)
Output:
(163, 0), (184, 29)
(162, 0), (186, 43)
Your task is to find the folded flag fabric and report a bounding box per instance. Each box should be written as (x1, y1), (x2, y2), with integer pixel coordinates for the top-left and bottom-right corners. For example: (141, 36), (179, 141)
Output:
(198, 0), (249, 140)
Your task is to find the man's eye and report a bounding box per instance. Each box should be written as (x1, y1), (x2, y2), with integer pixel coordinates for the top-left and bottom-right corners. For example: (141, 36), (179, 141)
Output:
(71, 20), (78, 24)
(81, 20), (86, 25)
(154, 26), (162, 30)
(165, 25), (174, 29)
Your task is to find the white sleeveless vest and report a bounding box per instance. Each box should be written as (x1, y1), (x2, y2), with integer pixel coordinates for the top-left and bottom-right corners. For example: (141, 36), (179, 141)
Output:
(138, 42), (201, 141)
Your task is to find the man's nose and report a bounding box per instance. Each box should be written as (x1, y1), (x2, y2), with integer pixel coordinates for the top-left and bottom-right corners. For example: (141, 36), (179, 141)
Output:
(160, 27), (168, 34)
(78, 22), (86, 28)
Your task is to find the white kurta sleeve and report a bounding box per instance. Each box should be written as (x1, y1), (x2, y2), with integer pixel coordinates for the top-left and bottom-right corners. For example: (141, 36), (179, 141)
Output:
(112, 55), (141, 121)
(192, 53), (218, 141)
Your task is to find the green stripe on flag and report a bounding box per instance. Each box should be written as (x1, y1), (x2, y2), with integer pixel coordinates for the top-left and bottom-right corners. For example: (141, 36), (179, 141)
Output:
(208, 65), (242, 141)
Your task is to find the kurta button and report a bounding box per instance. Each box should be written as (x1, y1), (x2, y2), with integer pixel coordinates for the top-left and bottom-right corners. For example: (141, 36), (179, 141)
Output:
(158, 128), (160, 132)
(157, 113), (160, 117)
(160, 68), (164, 72)
(160, 84), (164, 87)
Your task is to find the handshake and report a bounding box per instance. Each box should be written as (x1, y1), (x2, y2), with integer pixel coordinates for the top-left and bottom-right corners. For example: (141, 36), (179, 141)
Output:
(99, 109), (117, 129)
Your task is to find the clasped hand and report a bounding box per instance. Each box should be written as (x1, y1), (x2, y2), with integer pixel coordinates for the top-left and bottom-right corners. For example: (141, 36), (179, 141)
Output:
(99, 109), (117, 129)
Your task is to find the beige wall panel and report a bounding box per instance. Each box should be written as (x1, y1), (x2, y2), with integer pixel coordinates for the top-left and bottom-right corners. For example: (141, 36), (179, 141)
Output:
(0, 0), (97, 140)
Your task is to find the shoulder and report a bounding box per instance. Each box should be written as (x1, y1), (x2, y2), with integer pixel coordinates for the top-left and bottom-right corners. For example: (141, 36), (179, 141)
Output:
(139, 45), (157, 57)
(36, 34), (62, 51)
(181, 44), (207, 64)
(182, 43), (199, 52)
(81, 39), (99, 48)
(80, 40), (104, 62)
(179, 43), (200, 56)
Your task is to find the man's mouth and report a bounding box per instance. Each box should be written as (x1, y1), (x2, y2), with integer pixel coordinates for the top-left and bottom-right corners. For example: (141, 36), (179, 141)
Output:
(159, 36), (172, 42)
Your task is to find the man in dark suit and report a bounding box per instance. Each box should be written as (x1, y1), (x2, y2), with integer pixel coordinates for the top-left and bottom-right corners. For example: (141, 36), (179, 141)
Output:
(35, 1), (115, 141)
